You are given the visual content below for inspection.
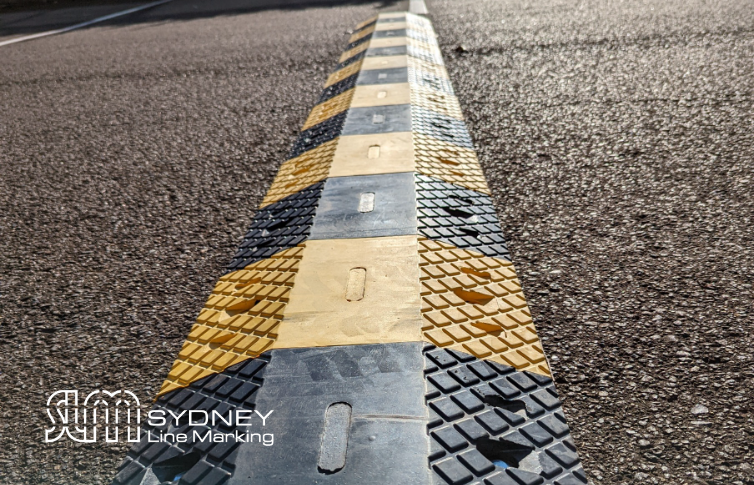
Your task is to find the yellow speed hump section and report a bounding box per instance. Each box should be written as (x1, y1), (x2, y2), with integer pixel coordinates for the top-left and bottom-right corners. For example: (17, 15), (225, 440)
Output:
(348, 25), (375, 44)
(368, 36), (408, 49)
(338, 41), (370, 63)
(301, 89), (355, 130)
(362, 54), (409, 71)
(158, 234), (550, 396)
(261, 139), (336, 207)
(418, 239), (550, 377)
(410, 85), (464, 120)
(351, 83), (411, 107)
(275, 236), (423, 349)
(414, 134), (491, 194)
(325, 60), (363, 88)
(408, 56), (450, 79)
(329, 132), (415, 178)
(157, 246), (304, 396)
(374, 21), (408, 31)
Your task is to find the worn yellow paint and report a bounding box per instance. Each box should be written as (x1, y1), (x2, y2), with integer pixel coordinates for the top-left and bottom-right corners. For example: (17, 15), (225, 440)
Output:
(408, 38), (444, 63)
(275, 236), (423, 349)
(351, 83), (411, 108)
(325, 60), (363, 88)
(362, 55), (408, 71)
(348, 25), (375, 44)
(418, 239), (550, 377)
(338, 41), (370, 63)
(368, 36), (408, 49)
(414, 134), (490, 194)
(261, 139), (337, 207)
(407, 57), (450, 79)
(410, 85), (464, 119)
(375, 21), (408, 31)
(301, 89), (354, 131)
(157, 246), (305, 396)
(329, 132), (415, 178)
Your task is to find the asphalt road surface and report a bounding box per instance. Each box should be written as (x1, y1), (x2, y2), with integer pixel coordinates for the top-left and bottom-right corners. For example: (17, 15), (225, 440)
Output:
(0, 0), (752, 484)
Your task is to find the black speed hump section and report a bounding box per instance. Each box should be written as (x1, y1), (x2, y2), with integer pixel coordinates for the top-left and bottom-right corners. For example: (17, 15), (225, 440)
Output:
(373, 28), (407, 39)
(230, 343), (431, 484)
(366, 45), (408, 57)
(356, 67), (409, 86)
(341, 104), (412, 136)
(310, 173), (417, 240)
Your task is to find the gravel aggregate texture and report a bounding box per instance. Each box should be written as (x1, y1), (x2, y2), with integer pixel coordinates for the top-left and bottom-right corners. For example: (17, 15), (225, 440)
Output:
(0, 1), (402, 483)
(428, 0), (754, 483)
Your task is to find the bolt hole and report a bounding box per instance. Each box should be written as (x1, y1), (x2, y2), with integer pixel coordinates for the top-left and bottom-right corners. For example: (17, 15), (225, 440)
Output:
(443, 207), (474, 219)
(459, 227), (480, 238)
(152, 451), (201, 483)
(476, 437), (533, 469)
(264, 219), (288, 232)
(453, 288), (494, 305)
(480, 395), (527, 414)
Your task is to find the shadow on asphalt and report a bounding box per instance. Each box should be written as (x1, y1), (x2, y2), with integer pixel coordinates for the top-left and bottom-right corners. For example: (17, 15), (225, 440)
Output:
(0, 0), (400, 37)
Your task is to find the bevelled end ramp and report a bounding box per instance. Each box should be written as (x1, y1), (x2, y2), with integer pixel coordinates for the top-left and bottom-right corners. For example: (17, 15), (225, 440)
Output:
(111, 11), (587, 485)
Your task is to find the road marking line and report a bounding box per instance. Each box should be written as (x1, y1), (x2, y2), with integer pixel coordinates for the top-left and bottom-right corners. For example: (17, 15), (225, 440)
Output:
(0, 0), (172, 48)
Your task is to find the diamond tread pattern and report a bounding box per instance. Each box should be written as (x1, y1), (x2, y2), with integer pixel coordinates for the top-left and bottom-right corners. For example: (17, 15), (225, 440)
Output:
(414, 133), (490, 194)
(324, 59), (363, 89)
(416, 174), (510, 261)
(408, 57), (452, 90)
(345, 32), (373, 51)
(424, 345), (587, 485)
(228, 182), (322, 270)
(407, 28), (439, 46)
(407, 37), (445, 65)
(158, 247), (303, 396)
(408, 45), (443, 65)
(418, 238), (549, 376)
(262, 139), (335, 207)
(409, 67), (455, 94)
(406, 15), (433, 32)
(413, 106), (474, 149)
(288, 111), (346, 159)
(112, 356), (270, 485)
(302, 89), (354, 131)
(411, 85), (464, 120)
(336, 49), (367, 70)
(338, 40), (370, 65)
(318, 73), (358, 104)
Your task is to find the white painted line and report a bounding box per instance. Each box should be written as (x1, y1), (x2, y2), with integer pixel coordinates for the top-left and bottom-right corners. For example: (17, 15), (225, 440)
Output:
(0, 0), (172, 48)
(409, 0), (429, 15)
